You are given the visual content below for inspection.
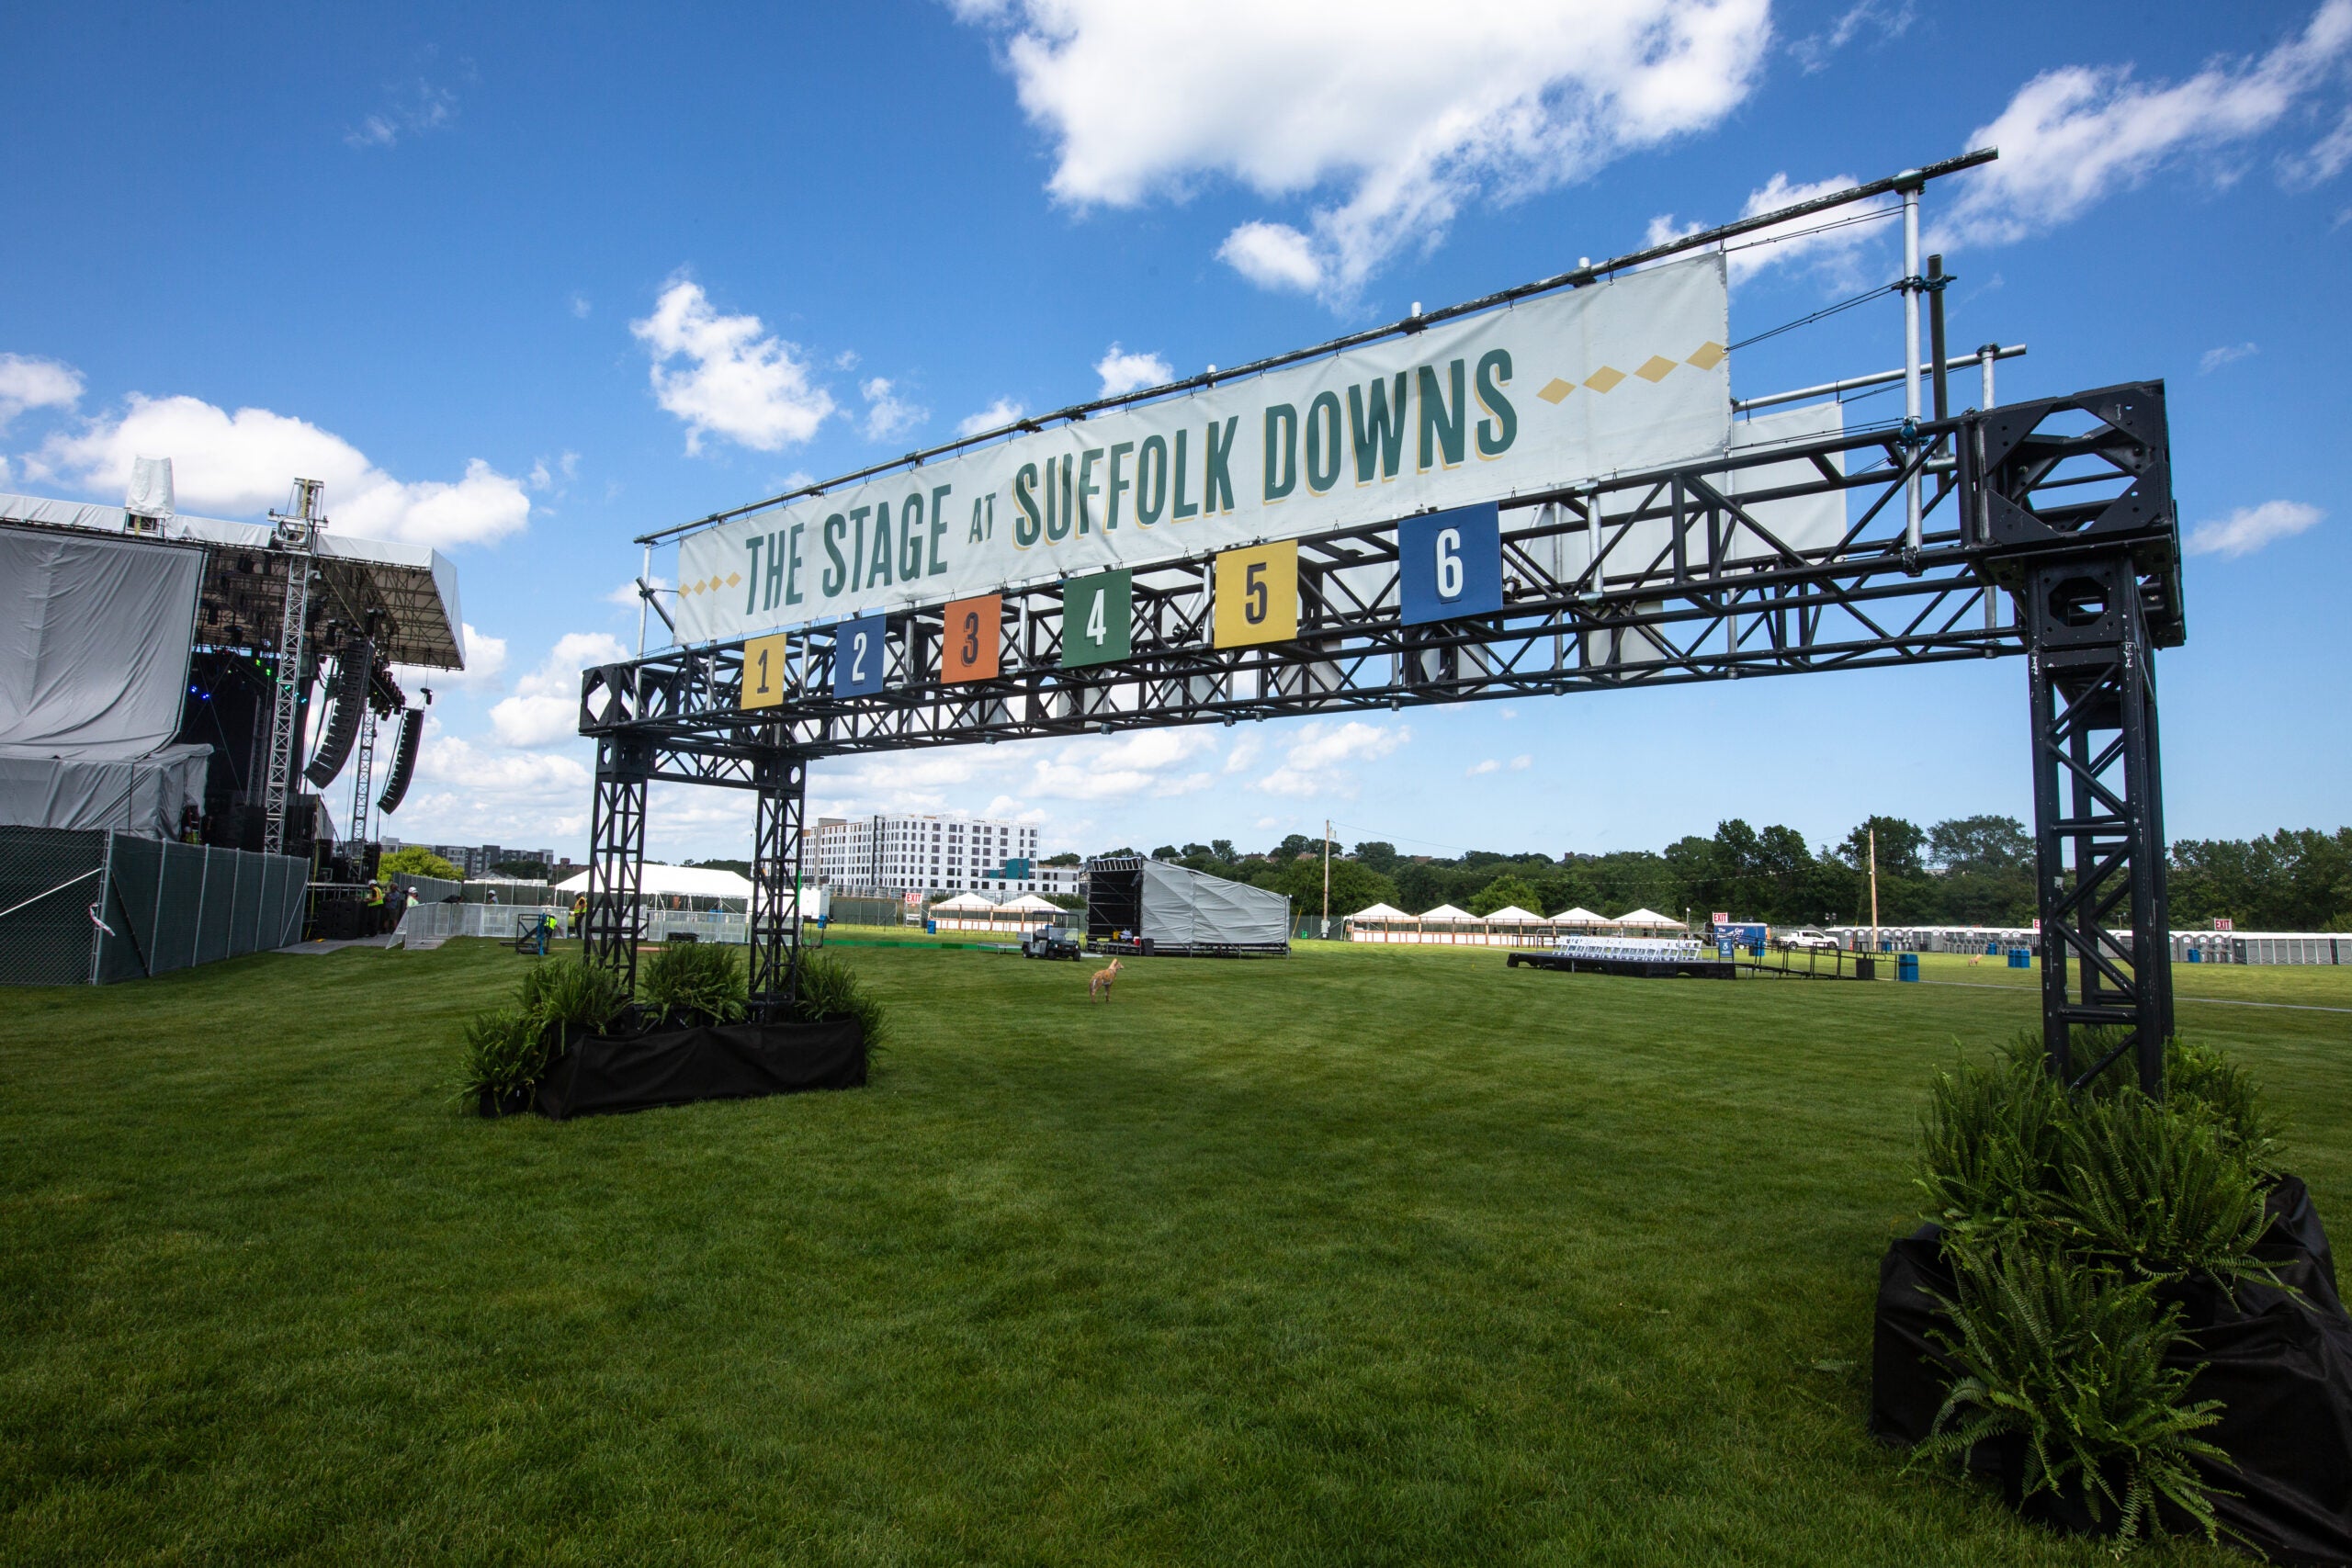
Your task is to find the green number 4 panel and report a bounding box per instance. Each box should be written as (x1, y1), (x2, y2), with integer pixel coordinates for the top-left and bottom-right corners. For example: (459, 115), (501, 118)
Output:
(1061, 569), (1132, 668)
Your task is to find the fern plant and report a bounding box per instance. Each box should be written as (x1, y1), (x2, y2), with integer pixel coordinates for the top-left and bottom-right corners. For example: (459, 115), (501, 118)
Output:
(2165, 1039), (2283, 1177)
(639, 941), (748, 1025)
(790, 952), (888, 1049)
(2051, 1088), (2276, 1285)
(1915, 1236), (2229, 1545)
(1915, 1039), (2067, 1243)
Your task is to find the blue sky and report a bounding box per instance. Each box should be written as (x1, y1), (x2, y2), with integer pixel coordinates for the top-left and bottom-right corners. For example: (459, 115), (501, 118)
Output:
(3, 0), (2346, 863)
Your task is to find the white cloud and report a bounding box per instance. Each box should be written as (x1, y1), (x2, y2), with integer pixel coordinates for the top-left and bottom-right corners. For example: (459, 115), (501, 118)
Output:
(1510, 754), (1532, 770)
(630, 279), (834, 455)
(606, 574), (671, 609)
(527, 451), (580, 491)
(490, 631), (630, 748)
(1646, 171), (1896, 290)
(1093, 343), (1172, 398)
(2185, 500), (2324, 558)
(859, 377), (928, 443)
(956, 397), (1026, 438)
(0, 353), (82, 429)
(570, 292), (592, 319)
(956, 0), (1772, 302)
(1939, 2), (2352, 249)
(1030, 730), (1218, 801)
(1466, 758), (1501, 776)
(2199, 342), (2259, 373)
(1789, 0), (1915, 73)
(406, 725), (592, 830)
(34, 391), (529, 547)
(345, 77), (458, 150)
(391, 621), (506, 695)
(1216, 222), (1327, 292)
(1257, 720), (1408, 795)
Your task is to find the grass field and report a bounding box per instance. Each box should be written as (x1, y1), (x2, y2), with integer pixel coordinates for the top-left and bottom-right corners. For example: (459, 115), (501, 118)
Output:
(3, 938), (2346, 1564)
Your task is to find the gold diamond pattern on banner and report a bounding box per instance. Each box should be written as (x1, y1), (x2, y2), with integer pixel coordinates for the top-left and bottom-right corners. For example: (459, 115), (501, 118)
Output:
(726, 572), (741, 588)
(1543, 342), (1725, 402)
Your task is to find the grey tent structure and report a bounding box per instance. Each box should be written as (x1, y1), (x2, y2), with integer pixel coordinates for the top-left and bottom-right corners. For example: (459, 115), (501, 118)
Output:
(1085, 856), (1291, 957)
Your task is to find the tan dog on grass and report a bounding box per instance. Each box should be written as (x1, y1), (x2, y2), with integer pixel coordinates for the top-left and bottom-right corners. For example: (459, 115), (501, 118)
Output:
(1090, 956), (1124, 1001)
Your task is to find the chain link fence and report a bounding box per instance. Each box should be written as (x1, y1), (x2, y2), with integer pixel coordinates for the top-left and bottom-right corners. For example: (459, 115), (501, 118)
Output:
(0, 827), (108, 985)
(1, 827), (309, 986)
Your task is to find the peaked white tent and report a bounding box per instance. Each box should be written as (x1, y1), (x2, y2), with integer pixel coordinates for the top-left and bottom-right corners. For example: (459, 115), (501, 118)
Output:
(1616, 907), (1688, 930)
(1417, 903), (1487, 945)
(1419, 904), (1481, 921)
(1000, 893), (1061, 912)
(553, 863), (753, 908)
(1552, 907), (1608, 927)
(1345, 901), (1409, 921)
(1482, 905), (1546, 924)
(930, 892), (996, 911)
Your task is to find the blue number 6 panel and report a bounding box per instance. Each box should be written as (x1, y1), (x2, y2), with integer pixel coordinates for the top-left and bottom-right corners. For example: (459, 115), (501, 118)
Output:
(1397, 502), (1503, 626)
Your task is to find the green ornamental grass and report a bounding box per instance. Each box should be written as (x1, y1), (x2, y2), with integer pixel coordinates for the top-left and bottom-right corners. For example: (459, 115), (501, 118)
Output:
(637, 941), (749, 1025)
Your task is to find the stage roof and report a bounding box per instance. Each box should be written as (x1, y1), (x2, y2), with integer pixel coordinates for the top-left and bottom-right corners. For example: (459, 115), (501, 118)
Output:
(0, 491), (465, 670)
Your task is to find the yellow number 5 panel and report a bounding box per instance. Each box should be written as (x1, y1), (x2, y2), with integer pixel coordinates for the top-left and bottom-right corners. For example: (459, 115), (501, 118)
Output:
(739, 632), (791, 709)
(1213, 540), (1299, 649)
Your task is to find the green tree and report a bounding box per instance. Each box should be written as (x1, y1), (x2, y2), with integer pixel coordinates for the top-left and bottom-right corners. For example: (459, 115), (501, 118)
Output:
(1041, 852), (1081, 866)
(1266, 855), (1395, 919)
(1209, 838), (1236, 862)
(1467, 873), (1544, 917)
(380, 846), (460, 881)
(1351, 840), (1401, 875)
(1272, 832), (1317, 861)
(1150, 844), (1181, 861)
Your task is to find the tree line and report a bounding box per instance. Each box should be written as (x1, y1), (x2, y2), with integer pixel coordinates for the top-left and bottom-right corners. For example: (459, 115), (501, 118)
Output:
(1133, 820), (2352, 933)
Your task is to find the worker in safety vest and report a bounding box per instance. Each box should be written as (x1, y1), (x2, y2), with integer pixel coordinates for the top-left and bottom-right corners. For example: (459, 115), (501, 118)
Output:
(366, 880), (387, 935)
(571, 892), (588, 936)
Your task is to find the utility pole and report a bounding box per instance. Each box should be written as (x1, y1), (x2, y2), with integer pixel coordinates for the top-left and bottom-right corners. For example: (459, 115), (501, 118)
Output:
(1869, 824), (1881, 954)
(1321, 818), (1332, 935)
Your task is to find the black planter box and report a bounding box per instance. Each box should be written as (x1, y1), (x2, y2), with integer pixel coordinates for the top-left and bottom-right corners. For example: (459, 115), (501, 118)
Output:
(1871, 1177), (2352, 1563)
(533, 1015), (865, 1121)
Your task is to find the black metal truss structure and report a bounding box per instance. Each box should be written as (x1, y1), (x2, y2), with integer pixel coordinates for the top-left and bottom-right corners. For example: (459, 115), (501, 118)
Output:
(582, 381), (2184, 1088)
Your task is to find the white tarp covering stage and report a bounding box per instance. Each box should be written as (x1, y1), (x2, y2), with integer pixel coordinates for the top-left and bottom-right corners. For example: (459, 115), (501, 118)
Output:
(1130, 859), (1291, 951)
(0, 525), (210, 835)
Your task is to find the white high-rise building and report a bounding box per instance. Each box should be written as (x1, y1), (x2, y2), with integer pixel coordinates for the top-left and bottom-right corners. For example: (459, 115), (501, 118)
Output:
(814, 814), (1044, 894)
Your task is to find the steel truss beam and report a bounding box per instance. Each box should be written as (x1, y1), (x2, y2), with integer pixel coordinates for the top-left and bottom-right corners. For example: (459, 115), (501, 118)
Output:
(749, 747), (807, 1018)
(586, 734), (650, 991)
(581, 383), (2184, 1084)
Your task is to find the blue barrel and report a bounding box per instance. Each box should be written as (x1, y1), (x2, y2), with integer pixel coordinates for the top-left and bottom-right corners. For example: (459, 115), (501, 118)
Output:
(2188, 948), (2201, 963)
(2007, 947), (2031, 968)
(1897, 953), (1919, 983)
(924, 919), (936, 934)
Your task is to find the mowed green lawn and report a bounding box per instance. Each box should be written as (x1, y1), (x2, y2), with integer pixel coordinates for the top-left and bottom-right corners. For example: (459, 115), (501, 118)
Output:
(3, 939), (2347, 1565)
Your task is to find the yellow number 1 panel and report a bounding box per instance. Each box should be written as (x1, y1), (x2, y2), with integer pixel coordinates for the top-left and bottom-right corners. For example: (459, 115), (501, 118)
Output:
(739, 633), (791, 709)
(1213, 541), (1298, 649)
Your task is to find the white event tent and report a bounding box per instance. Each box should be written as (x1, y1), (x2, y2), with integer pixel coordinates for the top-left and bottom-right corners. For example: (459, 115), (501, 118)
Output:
(554, 863), (753, 911)
(1615, 908), (1689, 931)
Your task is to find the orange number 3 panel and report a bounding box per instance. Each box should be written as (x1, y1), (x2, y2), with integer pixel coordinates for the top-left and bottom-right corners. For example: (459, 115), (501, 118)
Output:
(1213, 541), (1299, 649)
(940, 593), (1002, 682)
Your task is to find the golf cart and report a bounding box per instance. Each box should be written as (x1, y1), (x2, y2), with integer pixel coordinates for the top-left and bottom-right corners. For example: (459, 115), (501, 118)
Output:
(1021, 924), (1083, 961)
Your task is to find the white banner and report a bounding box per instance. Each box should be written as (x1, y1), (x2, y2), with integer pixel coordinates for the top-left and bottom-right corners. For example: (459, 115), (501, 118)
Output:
(675, 255), (1729, 643)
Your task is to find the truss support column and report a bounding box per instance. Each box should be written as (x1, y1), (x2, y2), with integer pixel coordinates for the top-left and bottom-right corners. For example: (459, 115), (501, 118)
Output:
(750, 742), (808, 1021)
(2023, 556), (2172, 1095)
(587, 733), (652, 991)
(347, 706), (379, 848)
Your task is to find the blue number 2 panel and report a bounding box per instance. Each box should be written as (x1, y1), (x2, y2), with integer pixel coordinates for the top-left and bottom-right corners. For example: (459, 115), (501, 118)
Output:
(832, 614), (888, 697)
(1397, 502), (1503, 626)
